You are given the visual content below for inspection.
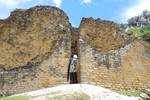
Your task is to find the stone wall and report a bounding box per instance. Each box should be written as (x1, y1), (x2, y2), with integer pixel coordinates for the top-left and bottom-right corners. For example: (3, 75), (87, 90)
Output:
(0, 38), (70, 96)
(0, 6), (149, 97)
(79, 18), (150, 90)
(79, 17), (125, 52)
(0, 6), (71, 97)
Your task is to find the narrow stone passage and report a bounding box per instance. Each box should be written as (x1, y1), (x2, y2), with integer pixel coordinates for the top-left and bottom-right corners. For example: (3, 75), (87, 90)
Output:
(67, 28), (80, 84)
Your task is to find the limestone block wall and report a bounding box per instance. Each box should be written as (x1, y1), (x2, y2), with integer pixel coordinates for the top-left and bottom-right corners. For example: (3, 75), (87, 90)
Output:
(0, 5), (150, 97)
(0, 6), (71, 97)
(0, 36), (70, 97)
(78, 17), (150, 90)
(79, 36), (150, 90)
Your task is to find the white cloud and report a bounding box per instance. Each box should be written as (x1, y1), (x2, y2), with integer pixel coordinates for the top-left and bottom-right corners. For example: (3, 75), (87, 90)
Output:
(81, 0), (92, 4)
(52, 0), (62, 7)
(0, 0), (33, 8)
(123, 0), (150, 20)
(0, 0), (35, 19)
(0, 0), (19, 8)
(0, 0), (62, 19)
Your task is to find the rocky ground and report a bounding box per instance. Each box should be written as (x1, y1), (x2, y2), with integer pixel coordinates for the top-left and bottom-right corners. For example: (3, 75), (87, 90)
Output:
(13, 84), (140, 100)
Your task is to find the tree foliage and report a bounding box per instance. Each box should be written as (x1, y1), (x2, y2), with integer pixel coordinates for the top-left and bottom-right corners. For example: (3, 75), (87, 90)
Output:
(128, 10), (150, 27)
(126, 10), (150, 41)
(127, 25), (150, 41)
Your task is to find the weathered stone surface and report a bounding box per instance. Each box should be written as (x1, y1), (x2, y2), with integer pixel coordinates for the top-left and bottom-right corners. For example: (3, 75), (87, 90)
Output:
(0, 6), (71, 69)
(79, 17), (126, 52)
(71, 27), (79, 54)
(79, 35), (150, 90)
(0, 6), (71, 97)
(78, 18), (150, 90)
(0, 5), (149, 97)
(140, 93), (150, 100)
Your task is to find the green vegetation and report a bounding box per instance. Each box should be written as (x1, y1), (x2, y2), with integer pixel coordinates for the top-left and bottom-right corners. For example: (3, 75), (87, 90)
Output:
(0, 96), (29, 100)
(120, 10), (150, 41)
(116, 89), (150, 97)
(127, 25), (150, 41)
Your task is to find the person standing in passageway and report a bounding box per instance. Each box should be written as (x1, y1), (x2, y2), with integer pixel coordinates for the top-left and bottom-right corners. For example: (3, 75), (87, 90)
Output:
(68, 54), (78, 84)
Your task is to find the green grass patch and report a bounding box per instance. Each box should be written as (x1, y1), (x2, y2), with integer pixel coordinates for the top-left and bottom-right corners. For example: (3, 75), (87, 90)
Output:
(0, 96), (29, 100)
(116, 89), (150, 97)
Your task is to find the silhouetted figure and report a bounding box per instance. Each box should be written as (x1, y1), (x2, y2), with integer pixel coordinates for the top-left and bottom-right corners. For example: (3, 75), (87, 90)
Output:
(67, 54), (78, 84)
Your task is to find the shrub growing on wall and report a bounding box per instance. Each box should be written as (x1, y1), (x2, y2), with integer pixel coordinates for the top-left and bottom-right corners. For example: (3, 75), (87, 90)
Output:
(127, 25), (150, 41)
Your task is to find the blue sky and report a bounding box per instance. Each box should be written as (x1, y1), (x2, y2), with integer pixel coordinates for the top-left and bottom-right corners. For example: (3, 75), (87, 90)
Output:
(0, 0), (150, 27)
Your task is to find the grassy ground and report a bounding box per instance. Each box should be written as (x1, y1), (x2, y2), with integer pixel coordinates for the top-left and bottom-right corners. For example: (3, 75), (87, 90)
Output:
(0, 96), (29, 100)
(116, 89), (150, 97)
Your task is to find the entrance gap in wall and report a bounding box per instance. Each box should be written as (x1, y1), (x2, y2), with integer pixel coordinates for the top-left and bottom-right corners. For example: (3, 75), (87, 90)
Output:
(67, 28), (80, 84)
